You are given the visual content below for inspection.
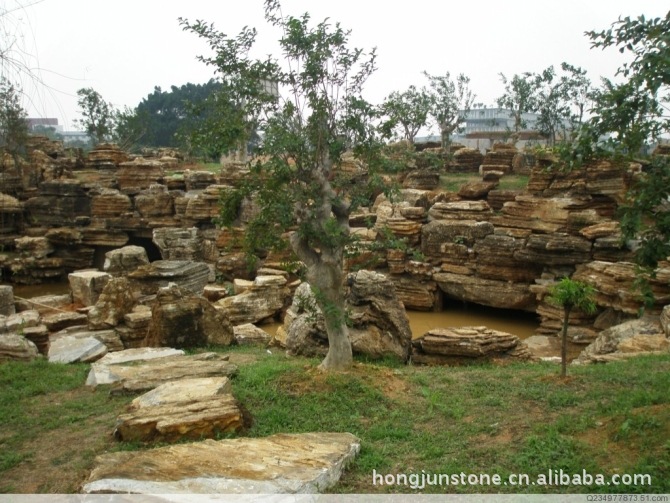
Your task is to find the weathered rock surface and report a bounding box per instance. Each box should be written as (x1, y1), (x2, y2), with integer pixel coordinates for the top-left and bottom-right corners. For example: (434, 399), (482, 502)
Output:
(42, 311), (88, 332)
(216, 275), (290, 325)
(48, 335), (108, 364)
(83, 432), (360, 494)
(284, 271), (412, 361)
(411, 326), (533, 365)
(152, 227), (203, 261)
(434, 272), (535, 311)
(0, 334), (39, 361)
(117, 159), (164, 194)
(575, 317), (669, 364)
(85, 352), (238, 392)
(144, 283), (234, 348)
(233, 323), (271, 345)
(68, 270), (112, 306)
(131, 377), (232, 409)
(103, 245), (149, 276)
(402, 169), (440, 190)
(51, 326), (124, 352)
(128, 260), (210, 296)
(662, 305), (670, 337)
(88, 277), (137, 330)
(115, 393), (243, 443)
(0, 285), (15, 316)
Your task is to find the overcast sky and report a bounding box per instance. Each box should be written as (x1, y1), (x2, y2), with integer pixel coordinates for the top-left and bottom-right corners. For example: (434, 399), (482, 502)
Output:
(7, 0), (668, 132)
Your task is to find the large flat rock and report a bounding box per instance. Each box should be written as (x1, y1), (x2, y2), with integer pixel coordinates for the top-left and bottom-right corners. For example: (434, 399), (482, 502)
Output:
(86, 351), (238, 392)
(115, 394), (243, 442)
(83, 432), (360, 494)
(48, 335), (108, 364)
(131, 376), (232, 409)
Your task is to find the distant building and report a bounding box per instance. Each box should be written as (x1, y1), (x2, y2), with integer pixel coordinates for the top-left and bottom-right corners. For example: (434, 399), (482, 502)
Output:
(453, 107), (542, 152)
(27, 118), (63, 132)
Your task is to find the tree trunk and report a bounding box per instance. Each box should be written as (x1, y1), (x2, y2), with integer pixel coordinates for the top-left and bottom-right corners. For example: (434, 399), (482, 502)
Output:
(560, 305), (572, 378)
(290, 231), (353, 371)
(308, 260), (353, 371)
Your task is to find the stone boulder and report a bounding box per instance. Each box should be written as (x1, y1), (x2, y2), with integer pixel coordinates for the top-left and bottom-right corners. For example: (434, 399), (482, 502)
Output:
(115, 393), (243, 443)
(88, 277), (138, 330)
(117, 159), (164, 195)
(662, 305), (670, 337)
(68, 270), (112, 306)
(128, 260), (210, 296)
(234, 323), (272, 345)
(152, 227), (203, 261)
(103, 245), (149, 276)
(0, 334), (39, 361)
(575, 317), (670, 364)
(411, 326), (533, 365)
(284, 271), (412, 361)
(48, 335), (108, 364)
(135, 184), (174, 217)
(216, 275), (290, 325)
(144, 284), (234, 349)
(402, 169), (440, 190)
(0, 285), (15, 316)
(85, 351), (237, 392)
(83, 432), (360, 494)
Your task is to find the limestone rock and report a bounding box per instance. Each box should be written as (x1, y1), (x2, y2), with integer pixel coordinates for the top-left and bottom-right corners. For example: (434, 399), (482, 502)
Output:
(22, 325), (49, 355)
(88, 277), (137, 330)
(51, 327), (124, 352)
(90, 189), (132, 218)
(144, 283), (234, 348)
(391, 276), (436, 311)
(15, 295), (71, 315)
(117, 159), (164, 195)
(428, 201), (493, 221)
(524, 335), (562, 361)
(15, 236), (53, 259)
(285, 272), (412, 361)
(115, 394), (243, 443)
(434, 272), (535, 311)
(216, 275), (290, 325)
(234, 323), (271, 345)
(0, 285), (15, 316)
(421, 219), (494, 258)
(572, 261), (670, 314)
(86, 352), (238, 392)
(458, 182), (497, 199)
(662, 305), (670, 337)
(515, 233), (593, 266)
(152, 227), (203, 261)
(68, 270), (112, 306)
(135, 184), (174, 217)
(103, 245), (150, 276)
(128, 260), (210, 296)
(412, 326), (533, 364)
(42, 311), (88, 332)
(24, 180), (90, 227)
(83, 432), (360, 494)
(451, 147), (483, 173)
(402, 169), (440, 190)
(130, 377), (232, 409)
(184, 170), (218, 191)
(575, 318), (669, 364)
(48, 335), (108, 363)
(2, 310), (41, 331)
(86, 143), (129, 169)
(0, 334), (39, 361)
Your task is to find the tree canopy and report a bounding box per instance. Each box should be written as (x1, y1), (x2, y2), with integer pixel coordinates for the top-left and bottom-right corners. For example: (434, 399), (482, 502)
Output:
(181, 0), (389, 370)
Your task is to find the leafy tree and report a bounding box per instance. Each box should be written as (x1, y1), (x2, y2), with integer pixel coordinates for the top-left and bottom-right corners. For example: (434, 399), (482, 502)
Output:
(581, 13), (670, 273)
(497, 72), (542, 140)
(75, 88), (115, 145)
(424, 71), (475, 150)
(381, 85), (430, 144)
(558, 62), (593, 129)
(0, 77), (28, 160)
(180, 0), (388, 370)
(113, 105), (147, 151)
(548, 278), (596, 378)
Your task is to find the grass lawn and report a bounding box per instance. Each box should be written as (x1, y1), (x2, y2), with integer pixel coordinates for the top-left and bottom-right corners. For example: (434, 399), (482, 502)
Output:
(440, 173), (529, 192)
(1, 347), (668, 494)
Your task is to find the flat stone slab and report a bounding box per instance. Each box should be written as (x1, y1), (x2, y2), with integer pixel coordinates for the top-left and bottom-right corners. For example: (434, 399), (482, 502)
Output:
(115, 394), (243, 442)
(86, 352), (238, 392)
(130, 377), (232, 409)
(93, 347), (185, 367)
(83, 432), (360, 494)
(48, 335), (108, 364)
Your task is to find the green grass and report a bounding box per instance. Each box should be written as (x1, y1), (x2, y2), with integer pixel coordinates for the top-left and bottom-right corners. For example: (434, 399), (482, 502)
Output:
(440, 173), (529, 192)
(0, 349), (668, 494)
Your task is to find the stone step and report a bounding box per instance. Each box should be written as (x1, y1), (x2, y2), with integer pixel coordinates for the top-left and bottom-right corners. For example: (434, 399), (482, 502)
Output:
(83, 432), (360, 494)
(86, 350), (237, 392)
